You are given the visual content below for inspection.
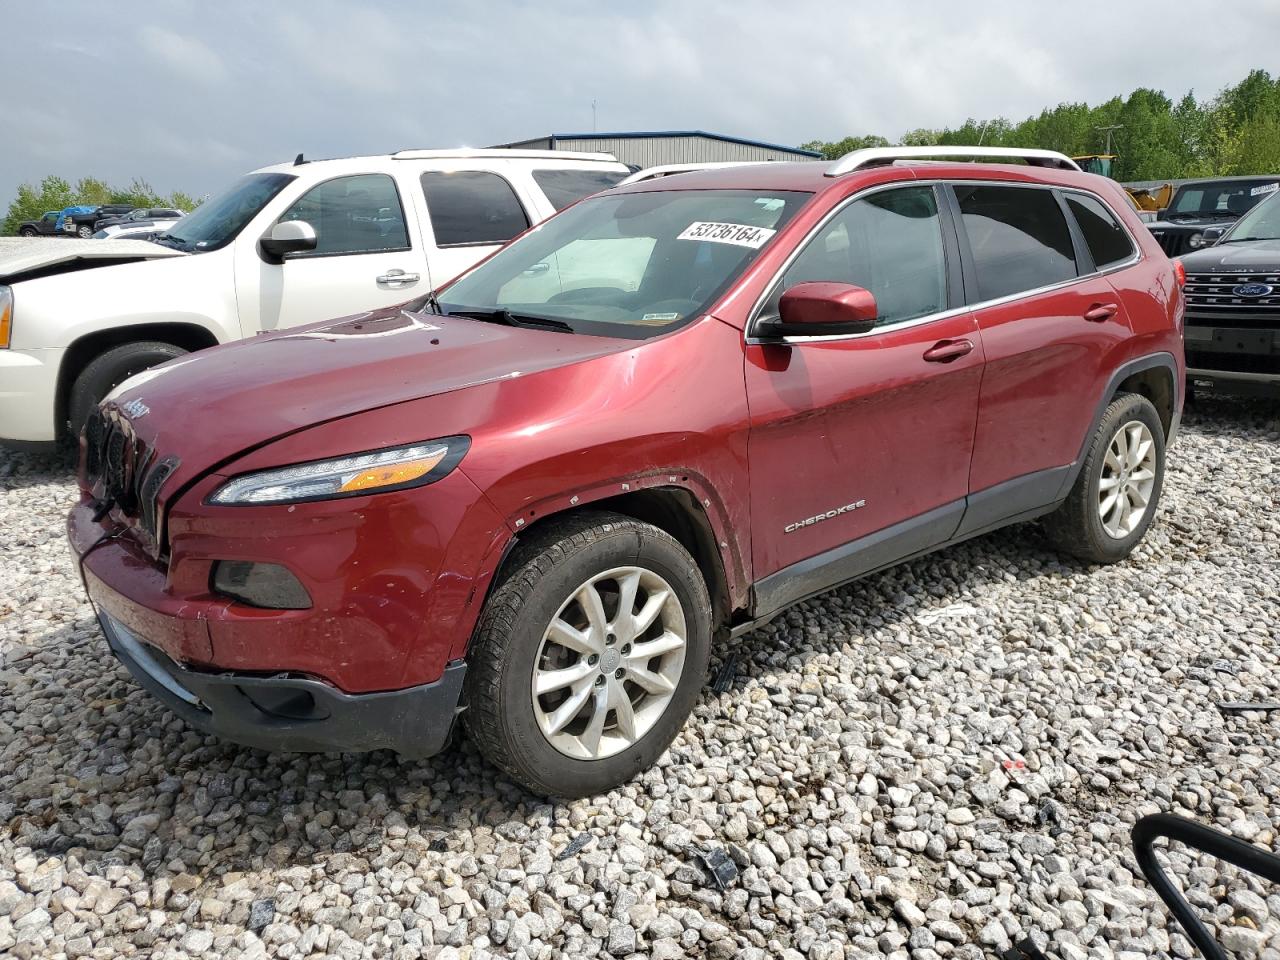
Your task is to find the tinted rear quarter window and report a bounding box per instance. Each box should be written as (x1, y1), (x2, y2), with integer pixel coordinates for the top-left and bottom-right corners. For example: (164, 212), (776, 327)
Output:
(1065, 193), (1134, 268)
(533, 169), (628, 210)
(421, 171), (530, 246)
(954, 185), (1077, 301)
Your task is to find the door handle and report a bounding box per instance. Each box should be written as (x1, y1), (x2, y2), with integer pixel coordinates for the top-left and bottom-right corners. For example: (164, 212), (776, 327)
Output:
(522, 262), (551, 277)
(1084, 302), (1118, 322)
(377, 269), (420, 286)
(922, 338), (974, 363)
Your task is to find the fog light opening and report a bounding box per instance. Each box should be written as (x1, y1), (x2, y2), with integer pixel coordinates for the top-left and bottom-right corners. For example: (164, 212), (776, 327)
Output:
(212, 561), (312, 610)
(241, 686), (321, 721)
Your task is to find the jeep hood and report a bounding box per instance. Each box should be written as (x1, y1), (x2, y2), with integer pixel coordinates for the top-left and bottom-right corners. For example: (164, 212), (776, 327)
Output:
(102, 303), (636, 479)
(1179, 238), (1280, 272)
(0, 237), (185, 282)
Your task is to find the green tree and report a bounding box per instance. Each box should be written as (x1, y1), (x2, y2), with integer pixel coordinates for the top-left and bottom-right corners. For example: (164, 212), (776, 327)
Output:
(901, 128), (941, 146)
(3, 175), (200, 235)
(801, 67), (1280, 183)
(800, 134), (891, 160)
(1231, 112), (1280, 175)
(3, 175), (77, 235)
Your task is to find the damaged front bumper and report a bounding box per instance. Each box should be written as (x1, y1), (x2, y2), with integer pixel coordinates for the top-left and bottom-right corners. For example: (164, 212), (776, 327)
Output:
(98, 607), (466, 758)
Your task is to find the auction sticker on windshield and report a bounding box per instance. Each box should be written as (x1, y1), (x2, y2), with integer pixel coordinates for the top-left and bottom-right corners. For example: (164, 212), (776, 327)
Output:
(1250, 182), (1279, 197)
(678, 221), (776, 249)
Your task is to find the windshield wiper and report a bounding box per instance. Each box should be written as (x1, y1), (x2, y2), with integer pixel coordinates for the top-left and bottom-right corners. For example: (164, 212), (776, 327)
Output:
(150, 232), (190, 251)
(1221, 236), (1280, 243)
(445, 308), (574, 333)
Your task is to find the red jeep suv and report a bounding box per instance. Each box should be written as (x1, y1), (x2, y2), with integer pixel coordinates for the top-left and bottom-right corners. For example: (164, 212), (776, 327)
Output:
(68, 147), (1184, 797)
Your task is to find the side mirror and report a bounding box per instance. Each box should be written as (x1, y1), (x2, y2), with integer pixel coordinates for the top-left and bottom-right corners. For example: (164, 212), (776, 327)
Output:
(261, 220), (318, 261)
(764, 282), (878, 338)
(1198, 225), (1227, 247)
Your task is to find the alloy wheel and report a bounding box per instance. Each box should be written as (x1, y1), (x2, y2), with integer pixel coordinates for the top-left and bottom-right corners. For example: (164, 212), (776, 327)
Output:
(1098, 419), (1157, 539)
(531, 566), (687, 760)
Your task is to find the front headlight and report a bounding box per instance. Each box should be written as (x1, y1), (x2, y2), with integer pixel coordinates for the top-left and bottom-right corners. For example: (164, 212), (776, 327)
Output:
(1187, 232), (1206, 249)
(0, 286), (11, 349)
(209, 437), (469, 505)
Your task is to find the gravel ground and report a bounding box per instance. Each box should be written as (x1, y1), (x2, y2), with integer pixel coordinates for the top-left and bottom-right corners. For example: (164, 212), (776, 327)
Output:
(1, 396), (1278, 960)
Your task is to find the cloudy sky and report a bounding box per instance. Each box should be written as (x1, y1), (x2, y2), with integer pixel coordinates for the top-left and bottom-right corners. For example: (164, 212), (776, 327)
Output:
(4, 0), (1277, 203)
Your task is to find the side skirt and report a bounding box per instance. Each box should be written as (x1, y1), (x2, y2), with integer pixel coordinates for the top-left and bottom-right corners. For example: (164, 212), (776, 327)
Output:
(735, 466), (1072, 637)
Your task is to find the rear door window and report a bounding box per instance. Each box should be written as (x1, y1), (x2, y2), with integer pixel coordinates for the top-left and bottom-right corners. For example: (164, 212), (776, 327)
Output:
(953, 184), (1078, 301)
(421, 171), (530, 246)
(1065, 193), (1135, 269)
(532, 169), (628, 210)
(277, 173), (409, 256)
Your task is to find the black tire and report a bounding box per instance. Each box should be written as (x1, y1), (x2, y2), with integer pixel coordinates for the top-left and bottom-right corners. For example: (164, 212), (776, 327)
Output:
(76, 223), (94, 239)
(1043, 393), (1166, 564)
(19, 227), (37, 238)
(464, 511), (712, 798)
(67, 341), (189, 438)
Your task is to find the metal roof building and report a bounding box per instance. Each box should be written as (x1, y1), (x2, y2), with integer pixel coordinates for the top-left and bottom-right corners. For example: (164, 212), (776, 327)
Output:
(492, 130), (821, 168)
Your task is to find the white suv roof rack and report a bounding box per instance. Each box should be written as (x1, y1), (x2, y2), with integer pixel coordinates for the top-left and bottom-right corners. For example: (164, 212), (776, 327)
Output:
(826, 146), (1081, 177)
(392, 147), (619, 163)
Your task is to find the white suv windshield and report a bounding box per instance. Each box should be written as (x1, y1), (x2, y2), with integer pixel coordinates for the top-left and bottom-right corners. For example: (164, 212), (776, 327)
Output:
(156, 172), (295, 252)
(440, 189), (810, 339)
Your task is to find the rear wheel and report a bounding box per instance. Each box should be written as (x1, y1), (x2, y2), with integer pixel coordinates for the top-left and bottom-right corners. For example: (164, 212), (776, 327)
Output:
(19, 227), (37, 238)
(464, 512), (711, 797)
(1043, 393), (1166, 564)
(67, 341), (189, 438)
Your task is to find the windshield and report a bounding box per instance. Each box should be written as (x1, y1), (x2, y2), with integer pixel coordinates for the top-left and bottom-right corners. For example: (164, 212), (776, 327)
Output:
(157, 172), (295, 252)
(532, 168), (629, 210)
(440, 189), (810, 339)
(1222, 190), (1280, 242)
(1168, 179), (1278, 219)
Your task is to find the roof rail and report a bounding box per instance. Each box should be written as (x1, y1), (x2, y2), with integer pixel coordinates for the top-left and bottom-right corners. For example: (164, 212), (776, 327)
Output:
(825, 146), (1081, 177)
(391, 147), (619, 163)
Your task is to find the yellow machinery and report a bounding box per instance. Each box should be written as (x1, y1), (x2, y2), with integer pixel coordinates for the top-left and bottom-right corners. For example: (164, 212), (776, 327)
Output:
(1073, 155), (1172, 215)
(1072, 155), (1117, 177)
(1125, 182), (1174, 213)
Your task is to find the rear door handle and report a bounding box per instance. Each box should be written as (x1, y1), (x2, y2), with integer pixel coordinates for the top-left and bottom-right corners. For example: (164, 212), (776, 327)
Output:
(1084, 302), (1118, 322)
(922, 338), (974, 363)
(377, 269), (420, 286)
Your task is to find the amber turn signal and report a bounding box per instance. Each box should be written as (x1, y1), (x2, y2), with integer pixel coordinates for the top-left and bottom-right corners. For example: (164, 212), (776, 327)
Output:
(338, 451), (447, 493)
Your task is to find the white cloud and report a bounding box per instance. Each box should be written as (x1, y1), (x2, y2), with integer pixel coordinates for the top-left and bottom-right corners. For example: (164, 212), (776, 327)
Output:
(138, 24), (227, 84)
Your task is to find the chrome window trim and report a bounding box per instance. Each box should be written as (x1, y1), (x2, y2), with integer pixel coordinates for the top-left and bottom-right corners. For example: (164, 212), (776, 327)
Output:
(745, 178), (1144, 345)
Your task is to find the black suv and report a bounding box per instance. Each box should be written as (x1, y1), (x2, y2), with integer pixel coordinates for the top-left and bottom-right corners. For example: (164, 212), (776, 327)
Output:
(1149, 176), (1279, 257)
(1179, 190), (1280, 398)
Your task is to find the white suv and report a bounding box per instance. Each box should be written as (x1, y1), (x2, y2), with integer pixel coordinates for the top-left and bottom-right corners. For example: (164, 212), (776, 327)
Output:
(0, 149), (628, 445)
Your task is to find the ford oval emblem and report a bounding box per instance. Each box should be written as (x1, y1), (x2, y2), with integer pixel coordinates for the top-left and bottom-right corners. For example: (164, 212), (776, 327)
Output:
(1233, 282), (1274, 298)
(120, 398), (150, 419)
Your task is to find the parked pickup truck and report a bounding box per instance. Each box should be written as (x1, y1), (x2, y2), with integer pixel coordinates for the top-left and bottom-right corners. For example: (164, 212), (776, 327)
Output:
(0, 149), (628, 446)
(18, 205), (137, 239)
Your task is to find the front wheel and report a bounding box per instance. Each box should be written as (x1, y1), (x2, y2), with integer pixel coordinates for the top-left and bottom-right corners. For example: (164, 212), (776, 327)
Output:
(1043, 393), (1166, 564)
(67, 341), (189, 439)
(76, 224), (94, 239)
(464, 512), (712, 798)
